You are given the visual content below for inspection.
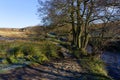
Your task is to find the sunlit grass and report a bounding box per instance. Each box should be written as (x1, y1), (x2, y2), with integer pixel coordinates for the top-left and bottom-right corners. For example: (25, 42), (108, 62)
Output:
(0, 40), (60, 64)
(80, 57), (107, 76)
(0, 30), (27, 38)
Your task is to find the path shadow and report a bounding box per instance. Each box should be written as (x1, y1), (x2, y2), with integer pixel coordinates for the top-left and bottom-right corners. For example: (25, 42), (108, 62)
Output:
(0, 60), (112, 80)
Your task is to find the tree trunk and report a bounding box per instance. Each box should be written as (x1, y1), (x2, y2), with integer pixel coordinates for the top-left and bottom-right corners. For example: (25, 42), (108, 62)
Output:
(76, 0), (82, 49)
(71, 0), (76, 46)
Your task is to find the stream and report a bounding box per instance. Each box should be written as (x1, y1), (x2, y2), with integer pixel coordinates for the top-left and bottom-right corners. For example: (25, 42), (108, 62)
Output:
(101, 51), (120, 80)
(87, 44), (120, 80)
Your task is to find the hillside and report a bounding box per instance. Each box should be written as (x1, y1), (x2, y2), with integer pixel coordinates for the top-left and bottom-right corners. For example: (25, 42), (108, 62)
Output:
(0, 28), (27, 38)
(0, 21), (119, 40)
(0, 26), (45, 39)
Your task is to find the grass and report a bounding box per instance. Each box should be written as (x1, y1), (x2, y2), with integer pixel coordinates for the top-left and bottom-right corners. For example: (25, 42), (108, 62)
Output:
(0, 40), (60, 64)
(0, 30), (27, 38)
(78, 56), (113, 80)
(0, 34), (113, 80)
(80, 57), (107, 75)
(71, 47), (112, 80)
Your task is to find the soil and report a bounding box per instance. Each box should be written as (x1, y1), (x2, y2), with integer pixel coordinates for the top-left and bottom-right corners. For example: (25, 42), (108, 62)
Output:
(0, 59), (83, 80)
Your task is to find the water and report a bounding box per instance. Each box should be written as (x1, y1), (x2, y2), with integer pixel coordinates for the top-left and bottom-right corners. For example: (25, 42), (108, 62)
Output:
(86, 45), (120, 80)
(101, 52), (120, 80)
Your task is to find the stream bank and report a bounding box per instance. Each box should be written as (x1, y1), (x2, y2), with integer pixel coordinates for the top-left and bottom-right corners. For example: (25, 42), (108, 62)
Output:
(101, 51), (120, 80)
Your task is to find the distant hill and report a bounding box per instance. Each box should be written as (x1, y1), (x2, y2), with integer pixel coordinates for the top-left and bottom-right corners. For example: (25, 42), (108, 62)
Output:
(0, 28), (27, 38)
(0, 21), (119, 39)
(90, 21), (120, 37)
(0, 25), (46, 39)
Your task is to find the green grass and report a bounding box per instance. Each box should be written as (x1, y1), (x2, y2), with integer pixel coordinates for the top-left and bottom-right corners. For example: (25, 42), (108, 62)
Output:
(0, 40), (60, 64)
(79, 57), (112, 80)
(80, 57), (107, 75)
(0, 40), (113, 80)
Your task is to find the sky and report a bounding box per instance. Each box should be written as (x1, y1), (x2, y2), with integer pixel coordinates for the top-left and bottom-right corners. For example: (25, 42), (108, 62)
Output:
(0, 0), (41, 28)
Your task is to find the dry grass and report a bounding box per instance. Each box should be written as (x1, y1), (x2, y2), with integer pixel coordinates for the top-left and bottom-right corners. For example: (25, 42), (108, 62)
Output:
(0, 30), (28, 38)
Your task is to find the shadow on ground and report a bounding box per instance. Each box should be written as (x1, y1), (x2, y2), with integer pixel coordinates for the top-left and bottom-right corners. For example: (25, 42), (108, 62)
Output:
(0, 59), (111, 80)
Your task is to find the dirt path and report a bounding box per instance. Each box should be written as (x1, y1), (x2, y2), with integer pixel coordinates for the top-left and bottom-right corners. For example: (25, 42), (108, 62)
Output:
(0, 59), (83, 80)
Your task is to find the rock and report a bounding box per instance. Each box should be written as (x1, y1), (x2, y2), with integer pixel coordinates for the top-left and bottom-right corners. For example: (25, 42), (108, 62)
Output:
(60, 48), (72, 58)
(59, 37), (68, 42)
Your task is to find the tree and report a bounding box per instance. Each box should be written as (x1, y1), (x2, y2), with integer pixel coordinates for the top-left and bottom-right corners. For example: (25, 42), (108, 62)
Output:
(89, 0), (120, 54)
(38, 0), (120, 55)
(38, 0), (70, 26)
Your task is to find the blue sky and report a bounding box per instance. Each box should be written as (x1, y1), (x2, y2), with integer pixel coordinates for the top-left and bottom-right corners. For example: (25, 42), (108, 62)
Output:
(0, 0), (41, 28)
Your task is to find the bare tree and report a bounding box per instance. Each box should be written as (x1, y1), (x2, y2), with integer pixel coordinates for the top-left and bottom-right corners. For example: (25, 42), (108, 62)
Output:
(38, 0), (120, 55)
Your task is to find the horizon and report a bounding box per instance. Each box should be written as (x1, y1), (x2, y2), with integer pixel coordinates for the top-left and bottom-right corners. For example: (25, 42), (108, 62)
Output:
(0, 0), (42, 28)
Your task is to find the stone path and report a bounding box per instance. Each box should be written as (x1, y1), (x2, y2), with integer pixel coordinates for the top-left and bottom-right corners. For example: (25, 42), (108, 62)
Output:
(0, 59), (83, 80)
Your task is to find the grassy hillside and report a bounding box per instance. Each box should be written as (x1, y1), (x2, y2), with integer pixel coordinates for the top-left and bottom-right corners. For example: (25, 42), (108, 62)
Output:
(0, 21), (119, 40)
(0, 24), (117, 80)
(0, 29), (27, 38)
(0, 26), (45, 39)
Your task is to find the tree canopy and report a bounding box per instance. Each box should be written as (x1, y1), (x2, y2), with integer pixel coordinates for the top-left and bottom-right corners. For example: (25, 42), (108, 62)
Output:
(38, 0), (120, 55)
